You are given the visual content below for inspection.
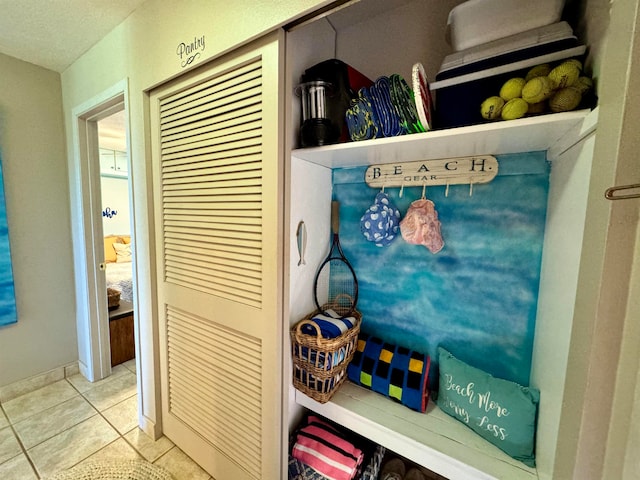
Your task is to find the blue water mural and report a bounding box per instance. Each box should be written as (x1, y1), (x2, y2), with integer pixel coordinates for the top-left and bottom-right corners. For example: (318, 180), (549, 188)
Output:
(0, 152), (17, 327)
(332, 152), (549, 387)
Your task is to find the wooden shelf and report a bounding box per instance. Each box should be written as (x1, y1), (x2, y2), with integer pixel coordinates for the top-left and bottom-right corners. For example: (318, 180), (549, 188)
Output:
(296, 382), (538, 480)
(291, 110), (591, 168)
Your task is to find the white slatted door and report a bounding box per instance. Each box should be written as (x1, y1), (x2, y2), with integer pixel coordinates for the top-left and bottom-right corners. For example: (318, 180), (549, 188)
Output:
(150, 33), (284, 480)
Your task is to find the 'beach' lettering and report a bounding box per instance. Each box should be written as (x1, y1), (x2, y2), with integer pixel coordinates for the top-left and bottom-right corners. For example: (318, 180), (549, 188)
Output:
(443, 374), (476, 403)
(470, 157), (487, 171)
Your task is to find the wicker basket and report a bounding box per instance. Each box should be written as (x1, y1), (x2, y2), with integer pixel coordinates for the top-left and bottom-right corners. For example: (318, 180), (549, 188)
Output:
(107, 288), (121, 310)
(291, 308), (362, 403)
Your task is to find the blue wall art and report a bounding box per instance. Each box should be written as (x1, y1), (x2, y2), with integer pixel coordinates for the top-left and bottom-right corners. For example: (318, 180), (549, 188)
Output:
(332, 152), (549, 388)
(0, 153), (17, 327)
(102, 207), (118, 218)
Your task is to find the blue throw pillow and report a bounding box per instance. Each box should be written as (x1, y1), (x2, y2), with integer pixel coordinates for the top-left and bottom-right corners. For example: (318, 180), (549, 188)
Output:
(347, 334), (431, 412)
(436, 347), (540, 467)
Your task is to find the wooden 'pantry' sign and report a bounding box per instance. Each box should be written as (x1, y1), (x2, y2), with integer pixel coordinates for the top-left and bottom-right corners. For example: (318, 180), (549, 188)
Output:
(364, 155), (498, 188)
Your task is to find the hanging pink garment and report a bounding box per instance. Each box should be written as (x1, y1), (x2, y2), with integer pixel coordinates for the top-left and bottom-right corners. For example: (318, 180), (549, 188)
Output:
(400, 198), (444, 253)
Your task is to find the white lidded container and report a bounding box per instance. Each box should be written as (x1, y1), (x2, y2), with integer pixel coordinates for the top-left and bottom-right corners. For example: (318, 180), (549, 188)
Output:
(447, 0), (566, 52)
(438, 22), (576, 80)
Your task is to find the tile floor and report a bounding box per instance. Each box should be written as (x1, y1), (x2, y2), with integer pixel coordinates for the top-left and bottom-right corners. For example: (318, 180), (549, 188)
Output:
(0, 360), (212, 479)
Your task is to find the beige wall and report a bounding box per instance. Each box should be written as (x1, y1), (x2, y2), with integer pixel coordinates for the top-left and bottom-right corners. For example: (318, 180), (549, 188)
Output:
(0, 53), (76, 386)
(60, 0), (328, 436)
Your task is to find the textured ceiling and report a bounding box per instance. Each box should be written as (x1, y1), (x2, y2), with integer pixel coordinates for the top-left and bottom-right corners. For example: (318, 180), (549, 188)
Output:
(0, 0), (147, 72)
(98, 110), (127, 152)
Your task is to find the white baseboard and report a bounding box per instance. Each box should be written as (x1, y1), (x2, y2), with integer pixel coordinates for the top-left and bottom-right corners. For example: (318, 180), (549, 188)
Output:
(139, 413), (162, 441)
(0, 361), (79, 403)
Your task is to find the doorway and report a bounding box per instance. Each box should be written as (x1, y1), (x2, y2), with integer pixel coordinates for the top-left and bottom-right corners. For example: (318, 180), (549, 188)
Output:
(70, 82), (138, 387)
(97, 110), (136, 369)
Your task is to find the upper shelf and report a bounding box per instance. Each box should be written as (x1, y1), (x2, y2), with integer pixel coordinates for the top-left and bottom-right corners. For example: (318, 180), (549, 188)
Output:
(291, 109), (593, 168)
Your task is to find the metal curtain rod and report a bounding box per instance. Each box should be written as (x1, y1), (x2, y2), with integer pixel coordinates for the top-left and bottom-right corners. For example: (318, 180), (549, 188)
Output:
(604, 183), (640, 200)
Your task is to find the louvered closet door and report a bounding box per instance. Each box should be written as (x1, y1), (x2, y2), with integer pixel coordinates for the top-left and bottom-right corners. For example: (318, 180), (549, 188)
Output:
(150, 32), (284, 480)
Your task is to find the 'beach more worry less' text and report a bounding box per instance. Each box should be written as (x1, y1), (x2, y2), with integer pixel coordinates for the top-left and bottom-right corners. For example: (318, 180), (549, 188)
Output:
(442, 373), (510, 440)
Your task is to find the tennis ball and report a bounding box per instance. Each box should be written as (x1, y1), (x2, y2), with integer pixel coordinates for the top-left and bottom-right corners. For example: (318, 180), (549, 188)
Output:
(548, 62), (580, 89)
(549, 87), (582, 112)
(573, 76), (594, 94)
(501, 98), (529, 120)
(525, 63), (551, 82)
(522, 76), (555, 104)
(563, 58), (583, 72)
(527, 101), (547, 115)
(480, 96), (505, 120)
(499, 77), (526, 100)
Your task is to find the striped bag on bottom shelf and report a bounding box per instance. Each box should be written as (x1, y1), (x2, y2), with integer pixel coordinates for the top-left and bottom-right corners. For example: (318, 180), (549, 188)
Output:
(290, 415), (384, 480)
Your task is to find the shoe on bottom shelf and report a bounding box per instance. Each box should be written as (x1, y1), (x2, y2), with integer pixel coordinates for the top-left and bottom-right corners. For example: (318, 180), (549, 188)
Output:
(380, 458), (406, 480)
(405, 467), (428, 480)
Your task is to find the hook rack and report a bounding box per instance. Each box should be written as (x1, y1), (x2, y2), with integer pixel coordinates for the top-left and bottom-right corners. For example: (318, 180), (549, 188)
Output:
(364, 155), (498, 189)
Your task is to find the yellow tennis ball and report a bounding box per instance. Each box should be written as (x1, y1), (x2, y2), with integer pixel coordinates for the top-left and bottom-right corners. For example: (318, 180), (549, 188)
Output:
(522, 76), (555, 104)
(527, 101), (547, 115)
(573, 76), (594, 94)
(563, 58), (583, 72)
(549, 87), (582, 112)
(480, 96), (505, 120)
(548, 63), (580, 89)
(499, 77), (526, 100)
(525, 63), (551, 82)
(501, 98), (529, 120)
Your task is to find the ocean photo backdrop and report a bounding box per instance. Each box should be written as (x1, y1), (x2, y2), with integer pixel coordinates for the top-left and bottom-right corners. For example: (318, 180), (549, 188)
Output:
(331, 152), (549, 388)
(0, 152), (17, 327)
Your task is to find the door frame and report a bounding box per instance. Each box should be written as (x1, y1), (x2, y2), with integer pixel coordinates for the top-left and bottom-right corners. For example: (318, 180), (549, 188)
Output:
(582, 0), (640, 476)
(561, 0), (640, 478)
(69, 80), (134, 382)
